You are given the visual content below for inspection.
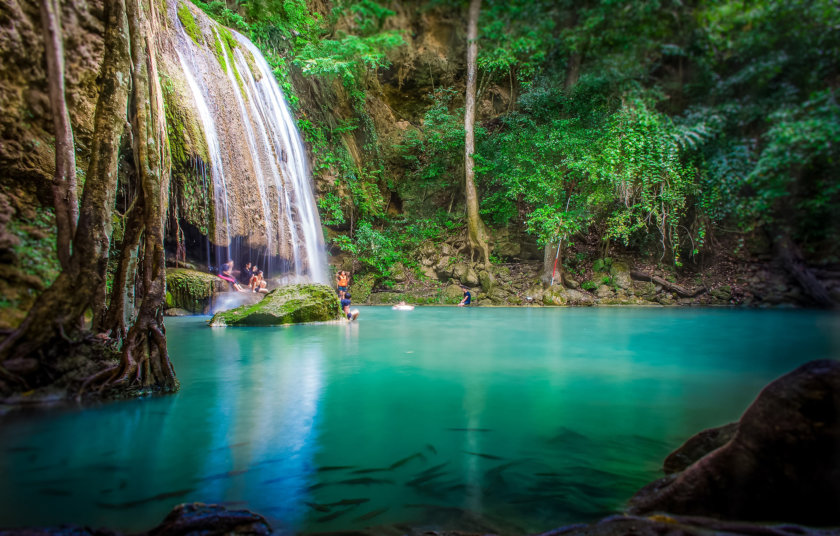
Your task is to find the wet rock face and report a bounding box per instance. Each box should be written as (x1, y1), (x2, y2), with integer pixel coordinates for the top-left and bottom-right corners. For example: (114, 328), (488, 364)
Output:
(629, 359), (840, 525)
(208, 283), (341, 326)
(0, 0), (104, 198)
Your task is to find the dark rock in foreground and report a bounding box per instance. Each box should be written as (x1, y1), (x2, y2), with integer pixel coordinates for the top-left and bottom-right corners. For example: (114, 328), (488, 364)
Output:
(536, 514), (839, 536)
(208, 283), (341, 326)
(629, 359), (840, 525)
(662, 422), (738, 475)
(0, 503), (271, 536)
(147, 503), (271, 536)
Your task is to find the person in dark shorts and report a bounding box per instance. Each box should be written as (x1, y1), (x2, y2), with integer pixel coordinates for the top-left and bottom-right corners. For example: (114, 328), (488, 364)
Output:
(458, 286), (471, 307)
(340, 293), (352, 320)
(336, 270), (349, 298)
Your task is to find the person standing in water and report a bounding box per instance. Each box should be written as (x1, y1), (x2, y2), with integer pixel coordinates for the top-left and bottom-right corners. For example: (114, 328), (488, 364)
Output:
(336, 270), (349, 298)
(458, 286), (471, 307)
(340, 293), (358, 321)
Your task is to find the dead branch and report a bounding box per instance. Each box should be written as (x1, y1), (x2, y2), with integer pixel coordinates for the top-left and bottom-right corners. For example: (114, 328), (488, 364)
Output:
(630, 270), (707, 298)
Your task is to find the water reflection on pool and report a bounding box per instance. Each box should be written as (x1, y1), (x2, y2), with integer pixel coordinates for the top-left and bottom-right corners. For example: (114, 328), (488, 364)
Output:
(1, 307), (838, 534)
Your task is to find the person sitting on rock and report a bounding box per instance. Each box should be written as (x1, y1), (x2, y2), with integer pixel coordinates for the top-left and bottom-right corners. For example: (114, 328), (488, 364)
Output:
(458, 286), (471, 307)
(219, 259), (244, 292)
(249, 265), (261, 291)
(252, 270), (269, 294)
(240, 262), (253, 286)
(340, 293), (358, 321)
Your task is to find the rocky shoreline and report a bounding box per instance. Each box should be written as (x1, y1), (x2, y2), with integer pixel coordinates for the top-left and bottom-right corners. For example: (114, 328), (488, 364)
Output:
(162, 255), (840, 315)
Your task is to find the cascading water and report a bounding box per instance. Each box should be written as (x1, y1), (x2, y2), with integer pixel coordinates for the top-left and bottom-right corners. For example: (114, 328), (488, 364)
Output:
(169, 2), (328, 284)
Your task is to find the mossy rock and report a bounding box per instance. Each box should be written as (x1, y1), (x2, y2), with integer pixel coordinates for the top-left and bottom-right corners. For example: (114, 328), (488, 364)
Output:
(208, 284), (341, 326)
(166, 268), (223, 313)
(177, 2), (203, 46)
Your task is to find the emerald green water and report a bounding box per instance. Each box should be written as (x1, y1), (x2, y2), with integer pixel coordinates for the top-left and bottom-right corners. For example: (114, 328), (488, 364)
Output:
(1, 307), (838, 533)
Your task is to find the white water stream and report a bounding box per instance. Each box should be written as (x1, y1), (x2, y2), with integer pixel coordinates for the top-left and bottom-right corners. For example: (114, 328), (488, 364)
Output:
(172, 4), (327, 284)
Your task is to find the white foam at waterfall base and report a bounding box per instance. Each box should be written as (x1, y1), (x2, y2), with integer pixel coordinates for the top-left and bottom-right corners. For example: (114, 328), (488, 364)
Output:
(211, 291), (263, 314)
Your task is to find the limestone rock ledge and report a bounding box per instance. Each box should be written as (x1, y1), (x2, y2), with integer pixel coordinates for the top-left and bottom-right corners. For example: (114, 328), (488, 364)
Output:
(208, 284), (341, 326)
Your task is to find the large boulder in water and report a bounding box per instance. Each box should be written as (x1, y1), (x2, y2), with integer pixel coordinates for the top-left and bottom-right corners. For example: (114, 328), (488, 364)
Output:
(208, 284), (342, 326)
(629, 359), (840, 525)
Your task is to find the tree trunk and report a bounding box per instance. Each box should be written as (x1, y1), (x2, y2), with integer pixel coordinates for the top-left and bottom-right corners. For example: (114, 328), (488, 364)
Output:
(114, 0), (177, 390)
(464, 0), (490, 268)
(0, 0), (132, 367)
(39, 0), (78, 270)
(564, 51), (583, 91)
(542, 242), (563, 285)
(100, 192), (145, 340)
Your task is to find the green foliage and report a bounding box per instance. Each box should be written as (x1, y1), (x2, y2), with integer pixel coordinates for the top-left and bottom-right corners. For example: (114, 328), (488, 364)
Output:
(191, 0), (248, 31)
(397, 89), (472, 214)
(190, 0), (840, 268)
(351, 222), (403, 279)
(295, 31), (403, 92)
(592, 257), (612, 273)
(8, 208), (60, 287)
(318, 193), (345, 226)
(581, 280), (597, 291)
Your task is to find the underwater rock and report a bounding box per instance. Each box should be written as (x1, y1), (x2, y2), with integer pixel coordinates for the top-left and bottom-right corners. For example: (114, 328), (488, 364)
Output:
(208, 284), (341, 326)
(147, 503), (271, 536)
(629, 359), (840, 525)
(662, 422), (738, 474)
(538, 514), (836, 536)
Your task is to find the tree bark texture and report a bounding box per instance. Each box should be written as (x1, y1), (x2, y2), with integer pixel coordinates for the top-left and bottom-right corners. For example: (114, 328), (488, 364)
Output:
(542, 242), (563, 285)
(115, 0), (177, 390)
(464, 0), (490, 268)
(101, 192), (145, 340)
(39, 0), (78, 271)
(0, 0), (132, 368)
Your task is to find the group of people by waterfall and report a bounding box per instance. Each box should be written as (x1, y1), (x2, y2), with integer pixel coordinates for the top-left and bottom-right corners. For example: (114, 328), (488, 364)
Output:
(218, 260), (269, 294)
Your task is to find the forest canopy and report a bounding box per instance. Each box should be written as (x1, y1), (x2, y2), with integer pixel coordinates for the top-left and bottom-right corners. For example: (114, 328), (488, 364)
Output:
(189, 0), (839, 279)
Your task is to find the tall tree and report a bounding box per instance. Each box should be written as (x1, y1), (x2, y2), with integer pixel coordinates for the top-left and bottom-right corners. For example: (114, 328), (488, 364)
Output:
(39, 0), (78, 270)
(0, 0), (178, 395)
(464, 0), (491, 268)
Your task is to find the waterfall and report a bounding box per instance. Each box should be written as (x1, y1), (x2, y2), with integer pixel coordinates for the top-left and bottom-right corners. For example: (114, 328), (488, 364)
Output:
(170, 2), (328, 284)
